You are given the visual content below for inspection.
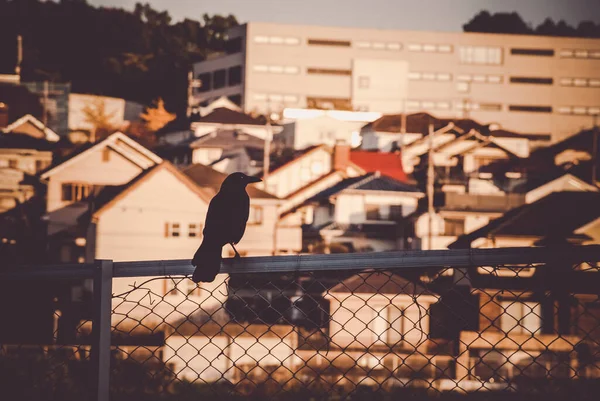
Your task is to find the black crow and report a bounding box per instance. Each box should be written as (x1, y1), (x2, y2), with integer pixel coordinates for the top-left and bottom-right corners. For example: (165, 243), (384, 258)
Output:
(191, 172), (262, 283)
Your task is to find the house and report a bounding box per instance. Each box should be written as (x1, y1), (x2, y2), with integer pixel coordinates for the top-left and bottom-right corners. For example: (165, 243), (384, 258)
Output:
(158, 106), (282, 146)
(449, 192), (600, 249)
(299, 272), (444, 385)
(300, 172), (423, 252)
(0, 133), (54, 212)
(183, 163), (302, 256)
(40, 132), (162, 238)
(158, 129), (267, 176)
(349, 150), (408, 182)
(1, 113), (60, 142)
(68, 93), (144, 134)
(278, 113), (364, 149)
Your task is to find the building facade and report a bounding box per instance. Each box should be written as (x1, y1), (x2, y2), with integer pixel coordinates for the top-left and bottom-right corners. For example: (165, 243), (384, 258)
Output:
(193, 22), (600, 141)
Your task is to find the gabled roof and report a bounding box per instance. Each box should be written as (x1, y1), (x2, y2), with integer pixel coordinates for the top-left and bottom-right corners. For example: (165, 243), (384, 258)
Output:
(350, 150), (408, 182)
(191, 129), (265, 149)
(0, 133), (55, 151)
(263, 145), (326, 176)
(194, 107), (267, 126)
(40, 132), (162, 179)
(2, 114), (60, 142)
(183, 163), (278, 200)
(449, 192), (600, 249)
(329, 272), (435, 296)
(91, 162), (212, 219)
(307, 172), (421, 204)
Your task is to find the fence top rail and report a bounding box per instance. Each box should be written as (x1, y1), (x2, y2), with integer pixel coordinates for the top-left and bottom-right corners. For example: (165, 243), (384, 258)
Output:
(2, 246), (600, 280)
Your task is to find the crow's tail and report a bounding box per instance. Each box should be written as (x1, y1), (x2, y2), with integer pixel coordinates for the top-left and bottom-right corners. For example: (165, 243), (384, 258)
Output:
(191, 239), (222, 283)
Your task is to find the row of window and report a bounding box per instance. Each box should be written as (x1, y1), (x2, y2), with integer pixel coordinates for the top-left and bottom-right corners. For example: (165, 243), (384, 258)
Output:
(196, 66), (242, 93)
(559, 49), (600, 59)
(456, 74), (503, 84)
(251, 35), (600, 62)
(560, 77), (600, 87)
(253, 93), (299, 103)
(0, 158), (50, 172)
(164, 223), (203, 238)
(253, 64), (300, 74)
(557, 106), (600, 116)
(408, 71), (452, 82)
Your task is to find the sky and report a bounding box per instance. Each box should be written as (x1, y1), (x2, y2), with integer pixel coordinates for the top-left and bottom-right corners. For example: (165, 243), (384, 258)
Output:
(88, 0), (600, 31)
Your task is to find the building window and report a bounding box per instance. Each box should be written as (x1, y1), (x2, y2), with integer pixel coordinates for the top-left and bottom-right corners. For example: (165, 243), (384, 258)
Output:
(510, 48), (555, 57)
(478, 103), (503, 112)
(228, 66), (242, 86)
(358, 76), (370, 88)
(213, 69), (226, 89)
(444, 218), (465, 236)
(560, 77), (600, 87)
(307, 96), (352, 110)
(389, 205), (403, 220)
(254, 35), (299, 45)
(459, 46), (503, 65)
(248, 206), (263, 225)
(307, 67), (352, 76)
(510, 76), (553, 85)
(559, 49), (600, 59)
(558, 106), (600, 116)
(408, 43), (452, 53)
(457, 74), (503, 84)
(225, 36), (243, 54)
(253, 64), (299, 74)
(500, 301), (541, 334)
(409, 71), (453, 81)
(307, 38), (351, 47)
(365, 204), (381, 220)
(8, 159), (17, 169)
(61, 183), (91, 202)
(509, 105), (552, 113)
(188, 223), (203, 238)
(164, 223), (180, 237)
(197, 72), (212, 92)
(228, 94), (242, 106)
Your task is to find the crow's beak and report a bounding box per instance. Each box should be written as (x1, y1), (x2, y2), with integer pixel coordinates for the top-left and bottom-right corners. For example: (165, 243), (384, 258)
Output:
(247, 176), (262, 183)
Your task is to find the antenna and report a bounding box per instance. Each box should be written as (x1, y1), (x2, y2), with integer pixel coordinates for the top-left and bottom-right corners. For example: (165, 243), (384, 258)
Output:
(15, 35), (22, 78)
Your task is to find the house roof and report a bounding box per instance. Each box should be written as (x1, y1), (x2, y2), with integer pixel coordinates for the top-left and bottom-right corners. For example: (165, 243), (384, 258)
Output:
(1, 114), (60, 142)
(449, 192), (600, 249)
(365, 112), (550, 141)
(0, 133), (55, 151)
(329, 272), (435, 296)
(194, 107), (267, 126)
(40, 132), (162, 179)
(307, 173), (422, 204)
(191, 129), (265, 149)
(349, 150), (408, 182)
(183, 163), (278, 200)
(262, 145), (325, 176)
(511, 162), (597, 194)
(90, 162), (212, 219)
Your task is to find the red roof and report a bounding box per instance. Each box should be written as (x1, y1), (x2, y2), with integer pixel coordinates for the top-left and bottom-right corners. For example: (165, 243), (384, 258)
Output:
(349, 151), (408, 182)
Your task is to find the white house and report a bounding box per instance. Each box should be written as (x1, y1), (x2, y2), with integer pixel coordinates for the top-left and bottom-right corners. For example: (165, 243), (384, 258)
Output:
(40, 132), (162, 236)
(301, 172), (423, 252)
(278, 114), (365, 149)
(1, 113), (60, 142)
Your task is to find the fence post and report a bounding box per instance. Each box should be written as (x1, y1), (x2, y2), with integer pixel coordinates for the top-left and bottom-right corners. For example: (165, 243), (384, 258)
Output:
(91, 260), (113, 401)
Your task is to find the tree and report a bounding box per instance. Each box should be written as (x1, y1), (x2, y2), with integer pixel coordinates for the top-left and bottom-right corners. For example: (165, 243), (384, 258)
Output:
(81, 98), (118, 142)
(140, 98), (175, 132)
(463, 10), (600, 38)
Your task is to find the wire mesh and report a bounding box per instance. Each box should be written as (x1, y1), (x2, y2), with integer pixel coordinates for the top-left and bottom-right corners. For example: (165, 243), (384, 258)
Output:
(109, 259), (600, 400)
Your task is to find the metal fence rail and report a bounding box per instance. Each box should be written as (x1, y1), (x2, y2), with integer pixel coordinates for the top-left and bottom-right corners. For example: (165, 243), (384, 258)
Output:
(2, 246), (600, 401)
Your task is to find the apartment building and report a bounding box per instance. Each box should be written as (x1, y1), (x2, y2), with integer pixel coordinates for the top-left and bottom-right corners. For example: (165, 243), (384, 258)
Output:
(193, 22), (600, 141)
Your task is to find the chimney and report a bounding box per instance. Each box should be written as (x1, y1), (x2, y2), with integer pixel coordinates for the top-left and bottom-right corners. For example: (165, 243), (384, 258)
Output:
(333, 140), (351, 171)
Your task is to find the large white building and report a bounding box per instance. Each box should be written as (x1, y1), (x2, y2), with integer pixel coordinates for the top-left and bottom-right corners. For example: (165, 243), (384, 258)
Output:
(193, 22), (600, 141)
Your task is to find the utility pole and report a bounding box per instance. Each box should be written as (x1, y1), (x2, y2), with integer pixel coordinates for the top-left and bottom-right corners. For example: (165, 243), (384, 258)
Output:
(427, 121), (435, 250)
(187, 70), (203, 118)
(15, 35), (22, 79)
(593, 114), (599, 185)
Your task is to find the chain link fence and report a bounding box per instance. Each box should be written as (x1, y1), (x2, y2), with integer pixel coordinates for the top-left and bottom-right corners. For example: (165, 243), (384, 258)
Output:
(2, 247), (600, 400)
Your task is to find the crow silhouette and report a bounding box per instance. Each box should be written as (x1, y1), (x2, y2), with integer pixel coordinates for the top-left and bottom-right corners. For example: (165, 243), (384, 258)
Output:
(191, 172), (262, 283)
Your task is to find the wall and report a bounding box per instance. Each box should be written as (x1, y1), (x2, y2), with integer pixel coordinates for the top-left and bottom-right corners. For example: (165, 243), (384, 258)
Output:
(281, 115), (364, 149)
(208, 21), (600, 141)
(0, 148), (52, 175)
(334, 192), (420, 224)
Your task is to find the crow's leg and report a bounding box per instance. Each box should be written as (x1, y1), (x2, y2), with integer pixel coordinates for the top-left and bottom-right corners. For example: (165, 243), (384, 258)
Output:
(229, 243), (241, 259)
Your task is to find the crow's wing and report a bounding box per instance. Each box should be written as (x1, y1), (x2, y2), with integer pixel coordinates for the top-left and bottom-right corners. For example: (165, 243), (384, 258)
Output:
(203, 190), (250, 245)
